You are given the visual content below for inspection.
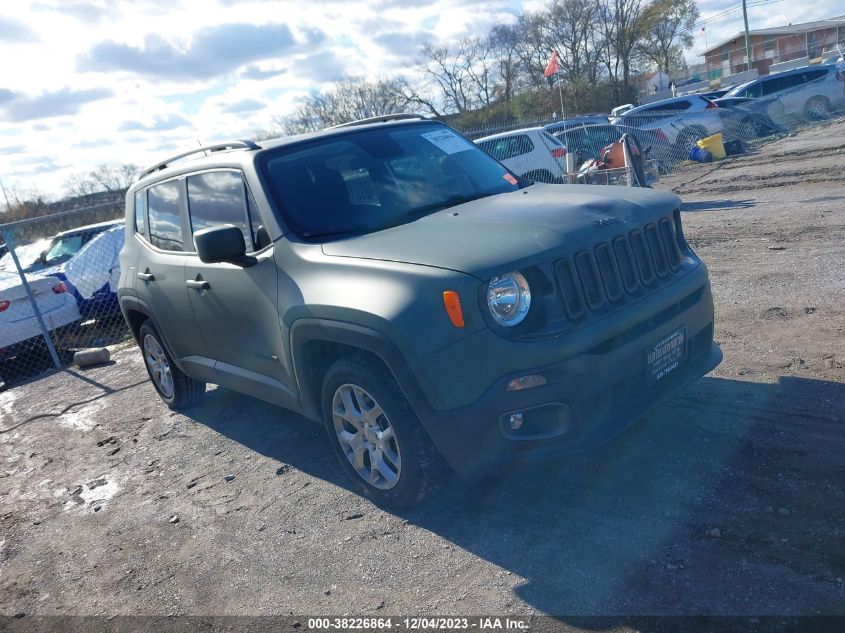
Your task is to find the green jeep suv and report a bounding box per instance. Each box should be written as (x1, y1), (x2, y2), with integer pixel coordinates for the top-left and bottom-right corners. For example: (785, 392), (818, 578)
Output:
(118, 115), (721, 507)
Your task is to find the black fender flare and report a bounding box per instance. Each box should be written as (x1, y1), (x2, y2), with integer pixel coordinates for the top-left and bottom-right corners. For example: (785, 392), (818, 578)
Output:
(118, 294), (181, 367)
(289, 318), (434, 424)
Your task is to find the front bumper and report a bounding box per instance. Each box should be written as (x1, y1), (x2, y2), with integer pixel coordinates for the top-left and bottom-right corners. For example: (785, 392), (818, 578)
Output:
(414, 273), (722, 475)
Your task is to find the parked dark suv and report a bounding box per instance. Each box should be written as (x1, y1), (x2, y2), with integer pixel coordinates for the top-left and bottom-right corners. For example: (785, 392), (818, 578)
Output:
(119, 114), (722, 507)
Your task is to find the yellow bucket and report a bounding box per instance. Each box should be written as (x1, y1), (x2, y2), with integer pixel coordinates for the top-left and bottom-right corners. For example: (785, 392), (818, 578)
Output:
(696, 133), (726, 160)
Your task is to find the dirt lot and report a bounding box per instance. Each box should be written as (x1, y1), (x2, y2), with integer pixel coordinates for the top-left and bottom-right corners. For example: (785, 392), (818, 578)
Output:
(1, 120), (843, 622)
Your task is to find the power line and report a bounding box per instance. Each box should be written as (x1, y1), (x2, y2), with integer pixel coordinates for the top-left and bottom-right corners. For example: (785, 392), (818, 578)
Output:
(690, 0), (784, 32)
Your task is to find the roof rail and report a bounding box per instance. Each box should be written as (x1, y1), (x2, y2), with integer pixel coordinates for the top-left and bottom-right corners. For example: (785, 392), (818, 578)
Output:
(329, 113), (427, 129)
(139, 139), (260, 180)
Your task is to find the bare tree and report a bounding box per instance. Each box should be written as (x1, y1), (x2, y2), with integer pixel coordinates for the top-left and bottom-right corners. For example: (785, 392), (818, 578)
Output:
(89, 163), (139, 194)
(274, 77), (414, 135)
(638, 0), (699, 76)
(597, 0), (647, 102)
(417, 41), (474, 113)
(512, 11), (556, 90)
(64, 173), (98, 202)
(547, 0), (603, 84)
(488, 23), (523, 102)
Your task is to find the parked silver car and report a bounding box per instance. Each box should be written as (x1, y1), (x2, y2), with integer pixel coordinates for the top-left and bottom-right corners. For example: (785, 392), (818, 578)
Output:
(723, 64), (845, 122)
(614, 95), (723, 152)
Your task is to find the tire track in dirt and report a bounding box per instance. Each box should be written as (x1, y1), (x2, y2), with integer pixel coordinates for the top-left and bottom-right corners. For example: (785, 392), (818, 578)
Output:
(678, 169), (844, 195)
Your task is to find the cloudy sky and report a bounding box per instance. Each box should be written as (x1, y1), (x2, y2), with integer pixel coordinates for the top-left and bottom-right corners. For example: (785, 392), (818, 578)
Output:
(1, 0), (842, 201)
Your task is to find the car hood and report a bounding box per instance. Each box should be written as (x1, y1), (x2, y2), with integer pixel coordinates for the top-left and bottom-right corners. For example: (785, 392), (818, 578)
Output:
(322, 184), (681, 279)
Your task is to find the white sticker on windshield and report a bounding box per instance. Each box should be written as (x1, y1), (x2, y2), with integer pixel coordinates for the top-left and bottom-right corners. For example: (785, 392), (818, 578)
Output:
(421, 129), (474, 154)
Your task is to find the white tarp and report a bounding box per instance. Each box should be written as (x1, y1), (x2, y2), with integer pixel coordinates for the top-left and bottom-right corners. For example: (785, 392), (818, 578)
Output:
(63, 226), (125, 299)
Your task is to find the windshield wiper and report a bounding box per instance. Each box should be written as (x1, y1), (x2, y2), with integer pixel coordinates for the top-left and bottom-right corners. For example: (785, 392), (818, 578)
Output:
(302, 228), (359, 239)
(408, 192), (497, 218)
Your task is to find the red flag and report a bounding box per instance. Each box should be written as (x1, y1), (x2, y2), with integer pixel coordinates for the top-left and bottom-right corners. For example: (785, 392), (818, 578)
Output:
(543, 50), (559, 78)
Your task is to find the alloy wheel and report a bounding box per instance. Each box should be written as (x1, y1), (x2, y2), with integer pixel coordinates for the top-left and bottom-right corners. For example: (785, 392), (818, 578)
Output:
(143, 334), (174, 399)
(332, 383), (401, 490)
(806, 97), (829, 120)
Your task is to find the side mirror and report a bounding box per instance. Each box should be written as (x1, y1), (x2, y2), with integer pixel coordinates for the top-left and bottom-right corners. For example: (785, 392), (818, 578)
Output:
(193, 225), (255, 266)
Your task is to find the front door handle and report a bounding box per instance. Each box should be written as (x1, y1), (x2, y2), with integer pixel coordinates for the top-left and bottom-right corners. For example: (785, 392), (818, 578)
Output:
(186, 279), (210, 290)
(137, 272), (155, 281)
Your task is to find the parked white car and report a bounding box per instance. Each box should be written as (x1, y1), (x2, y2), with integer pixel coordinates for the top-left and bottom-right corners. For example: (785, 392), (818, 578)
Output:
(609, 103), (634, 123)
(614, 95), (723, 152)
(475, 127), (568, 183)
(0, 270), (80, 359)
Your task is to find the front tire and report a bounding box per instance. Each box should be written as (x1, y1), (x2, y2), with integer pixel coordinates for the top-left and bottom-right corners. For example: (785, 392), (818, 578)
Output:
(139, 321), (205, 409)
(804, 96), (830, 121)
(321, 355), (446, 508)
(677, 126), (708, 154)
(739, 116), (763, 139)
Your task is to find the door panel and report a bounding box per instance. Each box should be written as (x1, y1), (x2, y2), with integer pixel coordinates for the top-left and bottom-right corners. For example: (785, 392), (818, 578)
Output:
(181, 169), (296, 406)
(184, 250), (295, 402)
(134, 180), (206, 369)
(134, 248), (204, 364)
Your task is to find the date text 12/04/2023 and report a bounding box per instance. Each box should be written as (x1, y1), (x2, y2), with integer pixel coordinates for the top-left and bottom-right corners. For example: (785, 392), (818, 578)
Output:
(306, 617), (530, 630)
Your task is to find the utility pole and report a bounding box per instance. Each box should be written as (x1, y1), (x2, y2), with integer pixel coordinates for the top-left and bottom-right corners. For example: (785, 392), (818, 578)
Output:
(742, 0), (752, 71)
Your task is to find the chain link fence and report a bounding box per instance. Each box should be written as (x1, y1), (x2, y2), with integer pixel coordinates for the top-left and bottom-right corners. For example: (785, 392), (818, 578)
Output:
(454, 75), (845, 184)
(0, 201), (130, 389)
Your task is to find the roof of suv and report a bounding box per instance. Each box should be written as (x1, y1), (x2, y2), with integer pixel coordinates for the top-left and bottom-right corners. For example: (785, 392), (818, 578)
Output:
(134, 113), (434, 188)
(624, 94), (710, 115)
(474, 127), (548, 143)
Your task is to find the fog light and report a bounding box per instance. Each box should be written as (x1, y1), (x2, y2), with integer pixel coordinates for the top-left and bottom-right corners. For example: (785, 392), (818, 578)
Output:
(508, 412), (524, 430)
(506, 374), (547, 391)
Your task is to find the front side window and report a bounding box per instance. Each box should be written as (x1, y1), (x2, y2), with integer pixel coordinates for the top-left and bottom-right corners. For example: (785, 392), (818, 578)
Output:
(187, 171), (252, 251)
(147, 181), (184, 251)
(743, 82), (764, 97)
(777, 72), (807, 91)
(263, 123), (520, 239)
(802, 69), (827, 83)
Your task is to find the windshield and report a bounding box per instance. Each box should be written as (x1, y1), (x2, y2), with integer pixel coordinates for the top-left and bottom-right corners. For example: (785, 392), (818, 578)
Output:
(0, 239), (51, 273)
(262, 123), (522, 238)
(43, 233), (84, 264)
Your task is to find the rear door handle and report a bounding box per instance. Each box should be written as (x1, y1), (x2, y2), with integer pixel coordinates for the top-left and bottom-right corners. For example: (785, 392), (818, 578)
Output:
(186, 279), (210, 290)
(137, 272), (155, 281)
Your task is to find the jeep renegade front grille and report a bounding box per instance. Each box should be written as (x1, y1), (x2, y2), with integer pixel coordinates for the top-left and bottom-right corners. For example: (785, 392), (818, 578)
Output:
(554, 217), (685, 321)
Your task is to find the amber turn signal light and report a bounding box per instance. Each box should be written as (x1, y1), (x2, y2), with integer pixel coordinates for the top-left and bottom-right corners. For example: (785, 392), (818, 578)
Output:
(442, 291), (464, 328)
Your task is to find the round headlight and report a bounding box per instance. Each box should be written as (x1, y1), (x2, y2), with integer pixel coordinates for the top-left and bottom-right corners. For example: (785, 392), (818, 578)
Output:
(486, 272), (531, 327)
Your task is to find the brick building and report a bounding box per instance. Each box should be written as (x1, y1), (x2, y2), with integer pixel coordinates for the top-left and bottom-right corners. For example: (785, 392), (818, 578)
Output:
(702, 16), (845, 80)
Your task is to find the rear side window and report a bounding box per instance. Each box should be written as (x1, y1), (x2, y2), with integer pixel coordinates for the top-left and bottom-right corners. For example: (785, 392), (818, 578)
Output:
(802, 69), (827, 83)
(660, 101), (692, 111)
(187, 171), (252, 251)
(479, 135), (535, 161)
(147, 181), (184, 252)
(542, 132), (563, 146)
(134, 191), (144, 234)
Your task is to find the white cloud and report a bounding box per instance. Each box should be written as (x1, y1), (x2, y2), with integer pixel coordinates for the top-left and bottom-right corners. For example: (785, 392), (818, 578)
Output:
(1, 0), (844, 199)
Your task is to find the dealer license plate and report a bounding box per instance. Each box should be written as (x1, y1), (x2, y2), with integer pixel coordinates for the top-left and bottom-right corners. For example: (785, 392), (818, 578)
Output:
(646, 327), (687, 383)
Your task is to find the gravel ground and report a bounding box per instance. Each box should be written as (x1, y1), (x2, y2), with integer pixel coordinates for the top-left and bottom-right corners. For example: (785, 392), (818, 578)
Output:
(1, 120), (843, 623)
